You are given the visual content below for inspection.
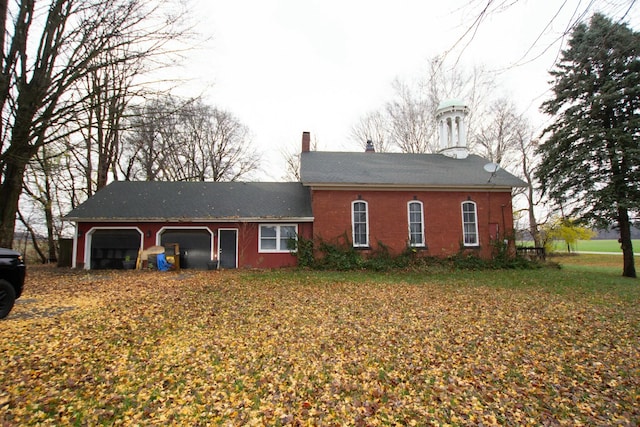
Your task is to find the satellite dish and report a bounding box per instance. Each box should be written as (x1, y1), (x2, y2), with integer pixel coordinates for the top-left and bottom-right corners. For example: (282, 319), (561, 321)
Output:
(483, 162), (500, 173)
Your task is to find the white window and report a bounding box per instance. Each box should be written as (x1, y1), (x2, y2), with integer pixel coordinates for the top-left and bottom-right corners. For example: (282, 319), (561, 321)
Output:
(352, 200), (369, 247)
(259, 224), (297, 253)
(461, 201), (479, 246)
(408, 201), (425, 247)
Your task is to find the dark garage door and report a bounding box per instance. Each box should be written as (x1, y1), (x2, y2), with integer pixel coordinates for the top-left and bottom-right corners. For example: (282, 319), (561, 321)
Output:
(161, 229), (212, 270)
(90, 229), (141, 269)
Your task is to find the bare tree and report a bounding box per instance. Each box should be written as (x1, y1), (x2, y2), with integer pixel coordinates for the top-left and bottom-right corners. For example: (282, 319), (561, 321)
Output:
(450, 0), (637, 67)
(471, 98), (548, 247)
(281, 148), (302, 182)
(385, 78), (436, 153)
(73, 43), (147, 195)
(120, 95), (186, 181)
(22, 144), (64, 262)
(180, 104), (259, 182)
(17, 209), (47, 263)
(423, 57), (496, 147)
(0, 0), (191, 248)
(281, 133), (320, 182)
(473, 98), (524, 166)
(60, 134), (91, 209)
(121, 96), (259, 182)
(515, 133), (548, 248)
(350, 110), (393, 153)
(352, 56), (496, 154)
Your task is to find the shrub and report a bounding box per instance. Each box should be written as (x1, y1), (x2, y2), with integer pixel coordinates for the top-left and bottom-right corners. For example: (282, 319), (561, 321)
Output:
(291, 235), (314, 268)
(315, 238), (363, 271)
(362, 241), (403, 271)
(294, 236), (541, 272)
(449, 252), (490, 270)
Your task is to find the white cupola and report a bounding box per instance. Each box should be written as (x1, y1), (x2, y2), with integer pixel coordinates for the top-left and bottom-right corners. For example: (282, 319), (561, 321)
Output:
(436, 99), (470, 159)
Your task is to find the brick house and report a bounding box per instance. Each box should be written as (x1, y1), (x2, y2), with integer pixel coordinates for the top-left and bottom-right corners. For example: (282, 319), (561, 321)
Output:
(300, 149), (523, 260)
(65, 100), (526, 269)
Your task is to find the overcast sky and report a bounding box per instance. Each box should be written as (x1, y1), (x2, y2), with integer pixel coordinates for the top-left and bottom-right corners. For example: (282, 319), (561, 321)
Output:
(179, 0), (639, 181)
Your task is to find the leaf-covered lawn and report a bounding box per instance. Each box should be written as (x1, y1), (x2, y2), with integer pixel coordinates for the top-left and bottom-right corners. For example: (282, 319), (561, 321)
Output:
(1, 265), (639, 426)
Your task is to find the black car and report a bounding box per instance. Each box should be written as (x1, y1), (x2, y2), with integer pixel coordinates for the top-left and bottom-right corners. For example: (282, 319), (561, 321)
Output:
(0, 248), (26, 319)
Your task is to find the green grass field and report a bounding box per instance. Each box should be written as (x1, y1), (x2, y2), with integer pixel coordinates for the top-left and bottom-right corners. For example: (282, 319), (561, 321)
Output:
(519, 239), (640, 254)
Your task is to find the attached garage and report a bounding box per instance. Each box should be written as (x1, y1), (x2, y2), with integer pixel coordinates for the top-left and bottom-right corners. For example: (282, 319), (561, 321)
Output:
(159, 228), (214, 270)
(65, 182), (313, 269)
(88, 228), (142, 269)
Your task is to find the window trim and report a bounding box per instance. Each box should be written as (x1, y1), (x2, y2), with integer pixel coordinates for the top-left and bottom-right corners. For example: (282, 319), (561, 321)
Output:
(407, 200), (426, 247)
(461, 201), (479, 247)
(351, 200), (369, 248)
(258, 224), (298, 253)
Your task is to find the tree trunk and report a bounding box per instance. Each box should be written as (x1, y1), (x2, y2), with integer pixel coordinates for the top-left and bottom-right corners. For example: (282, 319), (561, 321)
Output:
(527, 187), (542, 247)
(0, 87), (43, 247)
(0, 160), (29, 248)
(17, 209), (47, 263)
(45, 200), (57, 263)
(618, 207), (636, 278)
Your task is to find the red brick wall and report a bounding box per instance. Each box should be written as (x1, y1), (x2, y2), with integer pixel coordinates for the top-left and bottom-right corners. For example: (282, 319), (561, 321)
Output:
(310, 189), (515, 259)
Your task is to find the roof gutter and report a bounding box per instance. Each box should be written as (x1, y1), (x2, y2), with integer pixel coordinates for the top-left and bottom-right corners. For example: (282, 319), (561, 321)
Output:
(63, 216), (315, 223)
(302, 183), (521, 191)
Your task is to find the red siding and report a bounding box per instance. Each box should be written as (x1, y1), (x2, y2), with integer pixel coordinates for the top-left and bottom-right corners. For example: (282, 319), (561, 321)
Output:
(75, 221), (313, 269)
(310, 189), (515, 259)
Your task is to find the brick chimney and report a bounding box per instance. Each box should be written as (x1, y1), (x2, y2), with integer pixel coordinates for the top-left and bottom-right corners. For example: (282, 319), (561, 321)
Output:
(301, 131), (311, 153)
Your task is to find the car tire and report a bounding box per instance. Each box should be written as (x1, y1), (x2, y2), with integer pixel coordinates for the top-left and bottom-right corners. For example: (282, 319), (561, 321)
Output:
(0, 279), (16, 319)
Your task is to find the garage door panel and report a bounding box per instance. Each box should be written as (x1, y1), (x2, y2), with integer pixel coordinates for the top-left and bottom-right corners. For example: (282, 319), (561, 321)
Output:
(161, 230), (211, 270)
(90, 229), (141, 270)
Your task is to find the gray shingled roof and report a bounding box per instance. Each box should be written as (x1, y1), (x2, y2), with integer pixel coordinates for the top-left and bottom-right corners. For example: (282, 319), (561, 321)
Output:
(65, 182), (313, 221)
(300, 152), (527, 188)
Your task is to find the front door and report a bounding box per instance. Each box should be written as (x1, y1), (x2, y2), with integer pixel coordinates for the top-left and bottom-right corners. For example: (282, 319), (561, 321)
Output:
(218, 229), (237, 269)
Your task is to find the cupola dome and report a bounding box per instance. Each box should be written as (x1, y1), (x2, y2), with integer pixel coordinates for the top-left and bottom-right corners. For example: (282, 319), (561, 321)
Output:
(436, 99), (469, 159)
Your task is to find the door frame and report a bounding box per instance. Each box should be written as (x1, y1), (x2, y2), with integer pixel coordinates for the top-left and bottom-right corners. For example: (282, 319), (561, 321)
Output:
(217, 228), (238, 269)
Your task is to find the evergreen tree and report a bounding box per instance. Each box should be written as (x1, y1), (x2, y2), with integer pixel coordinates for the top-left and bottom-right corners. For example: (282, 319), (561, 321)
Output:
(536, 13), (640, 278)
